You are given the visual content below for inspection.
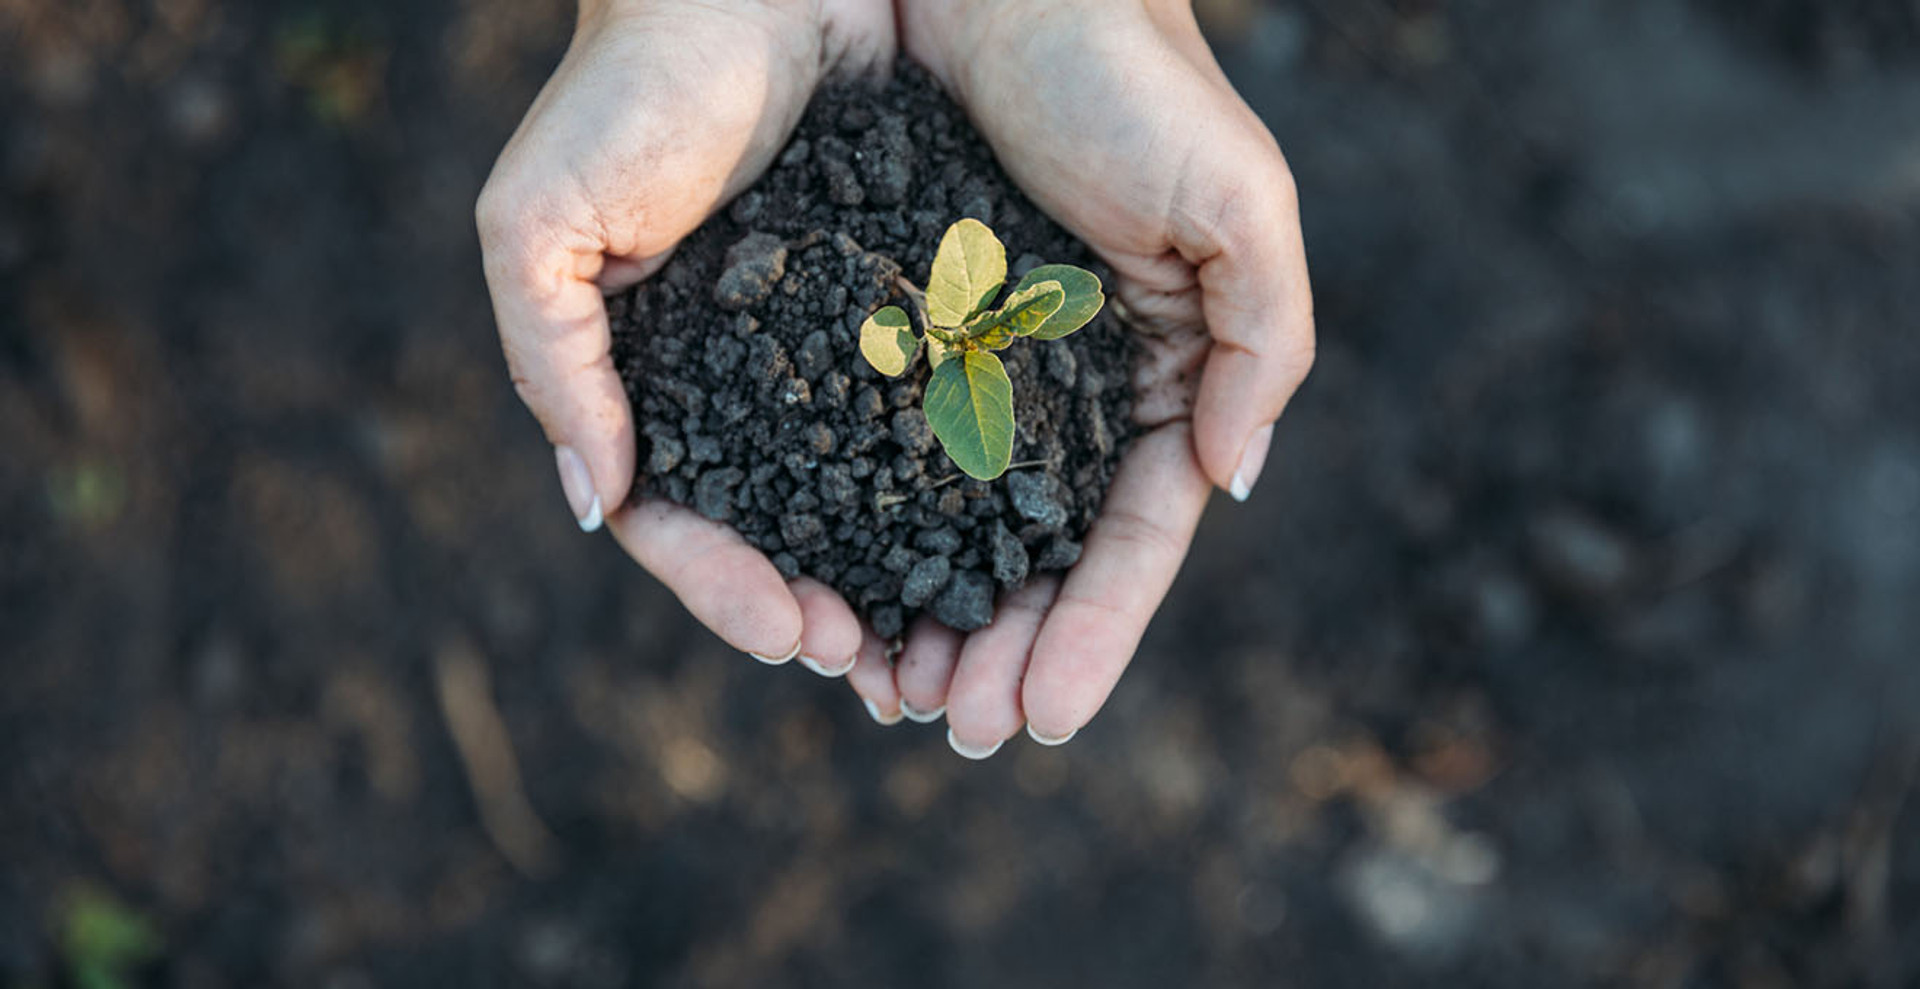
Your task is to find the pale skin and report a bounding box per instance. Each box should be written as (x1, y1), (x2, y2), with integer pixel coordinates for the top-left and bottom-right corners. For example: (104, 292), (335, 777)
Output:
(477, 0), (1314, 758)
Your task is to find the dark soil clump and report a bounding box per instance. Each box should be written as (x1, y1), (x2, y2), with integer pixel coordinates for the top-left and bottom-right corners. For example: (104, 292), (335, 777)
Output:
(610, 63), (1134, 634)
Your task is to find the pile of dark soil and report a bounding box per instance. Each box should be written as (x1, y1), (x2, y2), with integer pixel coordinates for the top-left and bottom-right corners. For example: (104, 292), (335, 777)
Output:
(610, 63), (1135, 635)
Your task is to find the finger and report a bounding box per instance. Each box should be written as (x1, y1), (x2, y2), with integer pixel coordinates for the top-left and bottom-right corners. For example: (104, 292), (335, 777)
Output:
(945, 578), (1059, 759)
(1021, 425), (1211, 741)
(1176, 143), (1316, 501)
(844, 628), (903, 726)
(477, 185), (636, 531)
(606, 499), (801, 661)
(895, 616), (963, 723)
(790, 578), (862, 677)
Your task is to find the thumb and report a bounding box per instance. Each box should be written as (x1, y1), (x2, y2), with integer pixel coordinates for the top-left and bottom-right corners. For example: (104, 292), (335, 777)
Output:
(478, 185), (636, 531)
(1180, 152), (1316, 502)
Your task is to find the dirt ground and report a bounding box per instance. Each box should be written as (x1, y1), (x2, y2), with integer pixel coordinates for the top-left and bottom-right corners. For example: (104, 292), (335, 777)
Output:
(3, 1), (1917, 986)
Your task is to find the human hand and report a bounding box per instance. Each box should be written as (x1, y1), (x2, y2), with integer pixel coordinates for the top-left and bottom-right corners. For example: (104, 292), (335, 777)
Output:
(477, 0), (896, 667)
(850, 0), (1315, 756)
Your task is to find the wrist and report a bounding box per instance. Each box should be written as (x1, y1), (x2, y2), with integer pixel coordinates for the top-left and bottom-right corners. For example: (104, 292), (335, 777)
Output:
(900, 0), (1181, 94)
(575, 0), (820, 32)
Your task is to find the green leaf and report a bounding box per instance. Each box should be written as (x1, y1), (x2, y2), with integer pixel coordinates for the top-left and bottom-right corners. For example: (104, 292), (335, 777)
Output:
(970, 279), (1065, 344)
(1010, 264), (1104, 339)
(858, 306), (918, 377)
(925, 219), (1006, 328)
(972, 323), (1016, 351)
(923, 350), (1015, 481)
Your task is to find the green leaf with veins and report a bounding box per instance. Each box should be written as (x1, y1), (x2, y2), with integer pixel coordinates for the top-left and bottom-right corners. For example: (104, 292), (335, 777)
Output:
(923, 350), (1015, 480)
(1010, 264), (1104, 339)
(858, 305), (918, 377)
(970, 278), (1065, 342)
(925, 218), (1006, 327)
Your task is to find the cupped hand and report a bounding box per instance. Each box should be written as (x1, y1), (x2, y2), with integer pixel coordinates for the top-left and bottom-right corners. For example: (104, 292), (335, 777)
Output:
(847, 0), (1316, 756)
(477, 0), (894, 665)
(481, 0), (1313, 755)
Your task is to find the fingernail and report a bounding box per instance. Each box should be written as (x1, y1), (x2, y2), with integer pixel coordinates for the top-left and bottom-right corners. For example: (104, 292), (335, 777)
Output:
(900, 699), (946, 724)
(863, 697), (904, 726)
(947, 728), (1004, 761)
(798, 654), (854, 678)
(554, 445), (603, 532)
(1230, 423), (1275, 503)
(748, 641), (801, 665)
(1026, 723), (1078, 747)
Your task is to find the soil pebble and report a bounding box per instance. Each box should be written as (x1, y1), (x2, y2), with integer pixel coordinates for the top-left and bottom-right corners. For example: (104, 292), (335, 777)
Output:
(612, 63), (1135, 633)
(990, 521), (1029, 588)
(713, 233), (789, 311)
(930, 570), (996, 631)
(1008, 471), (1069, 528)
(900, 555), (952, 609)
(694, 468), (745, 522)
(1036, 538), (1083, 571)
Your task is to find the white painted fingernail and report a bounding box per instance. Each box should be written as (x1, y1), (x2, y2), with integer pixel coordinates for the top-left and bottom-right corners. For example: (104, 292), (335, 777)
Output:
(1230, 423), (1275, 503)
(947, 728), (1004, 761)
(554, 445), (603, 532)
(900, 699), (946, 724)
(1026, 724), (1078, 747)
(748, 641), (801, 665)
(863, 698), (903, 726)
(798, 654), (854, 678)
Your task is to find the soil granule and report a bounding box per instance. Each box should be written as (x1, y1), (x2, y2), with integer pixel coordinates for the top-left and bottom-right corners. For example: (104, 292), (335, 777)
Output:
(610, 63), (1135, 635)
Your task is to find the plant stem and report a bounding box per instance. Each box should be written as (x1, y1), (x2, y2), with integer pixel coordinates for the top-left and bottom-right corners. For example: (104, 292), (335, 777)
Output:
(894, 275), (928, 312)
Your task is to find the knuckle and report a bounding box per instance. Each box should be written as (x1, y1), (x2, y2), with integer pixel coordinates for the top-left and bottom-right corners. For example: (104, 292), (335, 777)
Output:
(1282, 320), (1317, 386)
(507, 375), (560, 440)
(1269, 158), (1301, 216)
(473, 174), (523, 247)
(475, 174), (555, 285)
(509, 373), (541, 410)
(1100, 505), (1182, 563)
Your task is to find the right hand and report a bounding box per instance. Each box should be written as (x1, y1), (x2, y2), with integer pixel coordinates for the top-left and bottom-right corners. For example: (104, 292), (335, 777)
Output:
(476, 0), (894, 668)
(870, 0), (1317, 755)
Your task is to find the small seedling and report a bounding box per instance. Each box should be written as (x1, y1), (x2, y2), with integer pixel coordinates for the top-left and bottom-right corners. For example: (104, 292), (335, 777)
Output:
(858, 218), (1104, 480)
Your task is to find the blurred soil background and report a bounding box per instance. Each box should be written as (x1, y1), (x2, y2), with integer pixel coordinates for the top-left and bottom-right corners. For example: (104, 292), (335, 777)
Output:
(3, 0), (1918, 986)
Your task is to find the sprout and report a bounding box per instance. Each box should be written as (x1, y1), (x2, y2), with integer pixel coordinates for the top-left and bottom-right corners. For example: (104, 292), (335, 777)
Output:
(857, 219), (1105, 480)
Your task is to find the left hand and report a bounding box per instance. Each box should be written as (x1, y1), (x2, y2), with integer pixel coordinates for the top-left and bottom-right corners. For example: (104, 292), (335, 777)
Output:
(476, 0), (897, 670)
